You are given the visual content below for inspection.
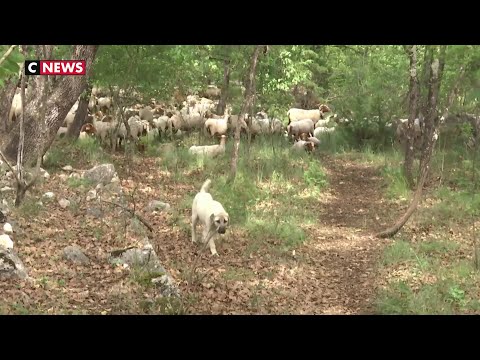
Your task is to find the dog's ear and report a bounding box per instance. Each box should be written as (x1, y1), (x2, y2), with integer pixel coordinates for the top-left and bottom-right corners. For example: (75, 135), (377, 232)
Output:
(210, 213), (215, 224)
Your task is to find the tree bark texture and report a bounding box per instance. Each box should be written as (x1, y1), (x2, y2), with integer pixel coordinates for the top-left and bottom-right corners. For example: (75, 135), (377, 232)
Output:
(66, 87), (90, 139)
(0, 45), (98, 166)
(404, 45), (420, 189)
(216, 59), (231, 115)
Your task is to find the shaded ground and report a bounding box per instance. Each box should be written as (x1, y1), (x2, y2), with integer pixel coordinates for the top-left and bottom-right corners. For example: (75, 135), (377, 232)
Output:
(0, 151), (401, 314)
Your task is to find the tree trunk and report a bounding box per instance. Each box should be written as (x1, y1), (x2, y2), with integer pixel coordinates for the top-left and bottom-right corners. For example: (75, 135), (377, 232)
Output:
(0, 45), (98, 166)
(66, 87), (90, 139)
(216, 59), (231, 115)
(0, 78), (17, 133)
(377, 49), (443, 239)
(229, 45), (262, 182)
(404, 45), (420, 189)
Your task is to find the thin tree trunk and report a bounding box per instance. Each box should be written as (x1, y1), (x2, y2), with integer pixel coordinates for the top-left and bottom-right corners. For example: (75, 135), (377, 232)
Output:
(403, 45), (420, 188)
(66, 84), (91, 139)
(216, 59), (231, 115)
(0, 45), (98, 166)
(377, 50), (443, 239)
(229, 45), (262, 182)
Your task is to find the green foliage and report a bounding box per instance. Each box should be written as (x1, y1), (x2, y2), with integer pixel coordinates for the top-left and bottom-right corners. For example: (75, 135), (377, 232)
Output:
(304, 160), (328, 189)
(380, 164), (411, 200)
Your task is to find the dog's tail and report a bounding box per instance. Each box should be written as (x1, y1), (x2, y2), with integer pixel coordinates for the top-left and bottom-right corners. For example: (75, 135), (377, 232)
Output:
(200, 179), (212, 193)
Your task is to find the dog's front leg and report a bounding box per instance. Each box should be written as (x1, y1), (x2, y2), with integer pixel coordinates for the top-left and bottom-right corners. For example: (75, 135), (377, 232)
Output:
(208, 234), (219, 257)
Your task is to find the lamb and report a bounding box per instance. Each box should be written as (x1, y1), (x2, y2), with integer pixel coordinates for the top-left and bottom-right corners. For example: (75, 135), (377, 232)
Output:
(287, 104), (331, 124)
(250, 118), (270, 135)
(286, 119), (315, 140)
(189, 135), (227, 157)
(315, 118), (331, 128)
(314, 126), (336, 138)
(292, 140), (315, 153)
(78, 123), (97, 140)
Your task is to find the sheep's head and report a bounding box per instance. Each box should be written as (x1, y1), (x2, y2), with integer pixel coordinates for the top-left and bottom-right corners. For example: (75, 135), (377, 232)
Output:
(319, 104), (331, 113)
(305, 142), (315, 153)
(81, 123), (97, 135)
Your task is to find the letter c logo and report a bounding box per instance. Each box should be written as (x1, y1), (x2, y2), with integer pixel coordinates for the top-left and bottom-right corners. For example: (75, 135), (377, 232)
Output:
(25, 61), (39, 75)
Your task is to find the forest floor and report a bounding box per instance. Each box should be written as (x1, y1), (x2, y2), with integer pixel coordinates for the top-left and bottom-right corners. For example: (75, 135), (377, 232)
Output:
(1, 136), (478, 314)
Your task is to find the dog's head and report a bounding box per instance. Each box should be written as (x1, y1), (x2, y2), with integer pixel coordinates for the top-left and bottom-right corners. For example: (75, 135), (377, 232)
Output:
(210, 212), (229, 234)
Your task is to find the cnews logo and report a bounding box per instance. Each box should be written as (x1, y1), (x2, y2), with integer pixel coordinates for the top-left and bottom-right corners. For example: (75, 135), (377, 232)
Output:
(25, 60), (86, 76)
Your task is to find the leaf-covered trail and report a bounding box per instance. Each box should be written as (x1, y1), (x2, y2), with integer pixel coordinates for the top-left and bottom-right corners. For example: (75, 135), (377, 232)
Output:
(151, 155), (398, 314)
(298, 155), (395, 314)
(0, 153), (398, 314)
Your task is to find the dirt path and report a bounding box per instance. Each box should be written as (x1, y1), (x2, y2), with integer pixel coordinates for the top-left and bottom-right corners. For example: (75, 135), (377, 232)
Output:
(150, 155), (398, 314)
(298, 155), (395, 314)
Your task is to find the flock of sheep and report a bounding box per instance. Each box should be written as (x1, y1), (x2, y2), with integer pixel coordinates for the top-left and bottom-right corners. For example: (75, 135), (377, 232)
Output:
(7, 80), (446, 159)
(7, 83), (343, 156)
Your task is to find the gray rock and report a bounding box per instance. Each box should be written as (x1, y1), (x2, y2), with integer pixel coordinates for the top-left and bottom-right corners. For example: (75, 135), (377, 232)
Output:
(86, 207), (104, 219)
(146, 200), (171, 212)
(151, 274), (181, 297)
(58, 198), (70, 209)
(0, 248), (28, 280)
(40, 168), (50, 180)
(43, 192), (55, 199)
(0, 186), (14, 193)
(62, 165), (73, 172)
(84, 164), (116, 185)
(86, 189), (97, 201)
(103, 182), (122, 195)
(109, 239), (180, 298)
(62, 245), (90, 265)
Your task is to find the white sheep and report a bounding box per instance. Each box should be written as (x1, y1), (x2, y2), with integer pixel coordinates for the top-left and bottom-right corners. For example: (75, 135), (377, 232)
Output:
(287, 104), (331, 124)
(314, 126), (336, 138)
(292, 140), (315, 152)
(204, 115), (228, 137)
(97, 97), (112, 112)
(189, 135), (227, 157)
(287, 119), (315, 139)
(57, 127), (68, 138)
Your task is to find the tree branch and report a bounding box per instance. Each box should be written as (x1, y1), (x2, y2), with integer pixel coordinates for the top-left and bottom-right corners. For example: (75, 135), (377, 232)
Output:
(0, 45), (17, 67)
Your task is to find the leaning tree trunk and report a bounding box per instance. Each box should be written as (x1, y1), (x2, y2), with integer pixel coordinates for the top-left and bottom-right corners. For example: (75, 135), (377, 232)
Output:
(216, 58), (231, 115)
(66, 83), (92, 139)
(0, 78), (18, 133)
(377, 49), (444, 239)
(403, 45), (420, 188)
(229, 45), (263, 182)
(0, 45), (98, 166)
